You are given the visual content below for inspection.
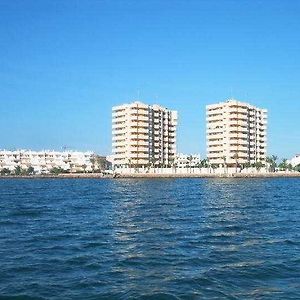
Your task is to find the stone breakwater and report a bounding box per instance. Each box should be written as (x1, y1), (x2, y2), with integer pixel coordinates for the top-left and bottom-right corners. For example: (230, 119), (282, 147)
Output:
(117, 173), (300, 178)
(1, 172), (300, 179)
(0, 173), (113, 179)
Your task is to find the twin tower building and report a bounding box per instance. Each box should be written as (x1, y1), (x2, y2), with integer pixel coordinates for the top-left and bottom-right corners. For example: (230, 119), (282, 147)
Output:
(112, 99), (268, 168)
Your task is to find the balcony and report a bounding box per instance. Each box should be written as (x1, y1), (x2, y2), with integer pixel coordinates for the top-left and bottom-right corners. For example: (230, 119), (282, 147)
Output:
(228, 106), (248, 114)
(112, 122), (126, 129)
(129, 115), (149, 122)
(206, 127), (223, 134)
(207, 146), (224, 152)
(129, 140), (149, 147)
(207, 140), (223, 146)
(130, 134), (148, 140)
(228, 119), (248, 127)
(207, 115), (223, 122)
(112, 137), (126, 143)
(129, 153), (149, 159)
(129, 127), (149, 134)
(207, 133), (224, 140)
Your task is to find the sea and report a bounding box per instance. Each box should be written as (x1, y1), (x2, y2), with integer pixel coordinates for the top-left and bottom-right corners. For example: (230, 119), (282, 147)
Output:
(0, 178), (299, 299)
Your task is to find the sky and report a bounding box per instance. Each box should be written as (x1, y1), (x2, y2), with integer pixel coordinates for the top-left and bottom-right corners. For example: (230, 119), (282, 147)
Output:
(0, 0), (299, 159)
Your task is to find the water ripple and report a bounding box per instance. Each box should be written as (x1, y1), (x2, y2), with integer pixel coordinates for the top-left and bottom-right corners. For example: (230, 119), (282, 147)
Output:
(0, 178), (299, 299)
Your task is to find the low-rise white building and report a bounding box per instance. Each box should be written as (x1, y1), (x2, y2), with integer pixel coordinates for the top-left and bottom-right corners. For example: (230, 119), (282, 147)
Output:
(0, 150), (97, 174)
(174, 153), (201, 168)
(288, 154), (300, 167)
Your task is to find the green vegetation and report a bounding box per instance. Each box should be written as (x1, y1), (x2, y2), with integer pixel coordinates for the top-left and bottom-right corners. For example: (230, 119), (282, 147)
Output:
(50, 167), (66, 175)
(90, 154), (109, 172)
(14, 165), (22, 176)
(266, 155), (278, 172)
(0, 166), (36, 176)
(278, 159), (293, 171)
(254, 161), (265, 171)
(0, 168), (11, 176)
(27, 166), (35, 175)
(200, 159), (209, 168)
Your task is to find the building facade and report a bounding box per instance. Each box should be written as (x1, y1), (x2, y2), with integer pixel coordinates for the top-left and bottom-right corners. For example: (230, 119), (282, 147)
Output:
(112, 101), (178, 168)
(206, 99), (267, 167)
(288, 154), (300, 167)
(174, 153), (201, 168)
(0, 150), (99, 174)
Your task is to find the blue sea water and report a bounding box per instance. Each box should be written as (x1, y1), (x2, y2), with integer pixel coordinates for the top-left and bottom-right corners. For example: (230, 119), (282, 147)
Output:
(0, 178), (299, 300)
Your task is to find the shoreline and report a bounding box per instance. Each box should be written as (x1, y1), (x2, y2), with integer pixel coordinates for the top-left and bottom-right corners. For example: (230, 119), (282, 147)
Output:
(1, 172), (300, 179)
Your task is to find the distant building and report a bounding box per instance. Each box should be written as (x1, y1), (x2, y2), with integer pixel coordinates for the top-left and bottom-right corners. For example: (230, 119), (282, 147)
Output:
(206, 99), (267, 167)
(0, 150), (98, 174)
(288, 154), (300, 167)
(174, 153), (201, 168)
(112, 101), (178, 168)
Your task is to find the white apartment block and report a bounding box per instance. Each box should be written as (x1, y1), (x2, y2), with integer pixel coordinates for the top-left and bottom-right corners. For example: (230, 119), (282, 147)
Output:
(206, 99), (267, 166)
(174, 153), (201, 168)
(112, 101), (178, 167)
(0, 150), (96, 174)
(288, 154), (300, 167)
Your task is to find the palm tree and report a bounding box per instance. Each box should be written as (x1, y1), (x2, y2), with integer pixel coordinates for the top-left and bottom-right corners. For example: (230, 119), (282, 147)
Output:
(266, 155), (278, 172)
(151, 157), (158, 173)
(90, 156), (96, 173)
(187, 155), (193, 173)
(201, 159), (209, 168)
(69, 163), (74, 173)
(254, 161), (263, 172)
(14, 165), (22, 176)
(222, 156), (227, 174)
(82, 164), (87, 173)
(94, 155), (107, 172)
(1, 168), (11, 176)
(27, 166), (35, 175)
(278, 158), (288, 171)
(233, 152), (239, 173)
(169, 158), (176, 174)
(127, 158), (132, 173)
(211, 164), (217, 174)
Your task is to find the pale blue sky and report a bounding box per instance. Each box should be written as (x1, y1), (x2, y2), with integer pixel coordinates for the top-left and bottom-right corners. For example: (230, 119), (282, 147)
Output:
(0, 0), (299, 158)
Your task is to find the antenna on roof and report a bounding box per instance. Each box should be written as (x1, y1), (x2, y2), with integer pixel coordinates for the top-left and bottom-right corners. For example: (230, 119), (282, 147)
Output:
(62, 145), (70, 151)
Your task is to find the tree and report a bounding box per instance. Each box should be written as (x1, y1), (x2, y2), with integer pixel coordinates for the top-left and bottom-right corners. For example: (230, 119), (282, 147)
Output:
(211, 164), (217, 173)
(233, 152), (239, 173)
(90, 156), (96, 173)
(195, 162), (201, 172)
(82, 164), (87, 173)
(95, 155), (108, 171)
(187, 155), (193, 173)
(200, 159), (209, 168)
(169, 158), (176, 174)
(278, 158), (288, 171)
(266, 155), (278, 172)
(50, 167), (64, 175)
(27, 166), (35, 175)
(222, 156), (227, 174)
(151, 157), (158, 173)
(244, 162), (251, 169)
(254, 161), (264, 171)
(69, 163), (74, 173)
(14, 166), (22, 176)
(294, 164), (300, 172)
(0, 168), (11, 176)
(128, 158), (132, 172)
